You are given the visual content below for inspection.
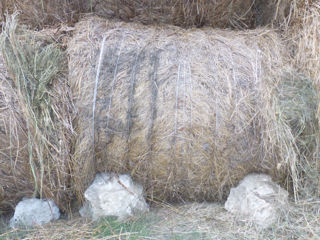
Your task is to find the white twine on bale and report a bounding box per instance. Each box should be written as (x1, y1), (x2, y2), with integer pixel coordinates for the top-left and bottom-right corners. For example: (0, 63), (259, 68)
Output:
(188, 62), (193, 128)
(92, 35), (107, 153)
(183, 61), (187, 127)
(174, 62), (181, 137)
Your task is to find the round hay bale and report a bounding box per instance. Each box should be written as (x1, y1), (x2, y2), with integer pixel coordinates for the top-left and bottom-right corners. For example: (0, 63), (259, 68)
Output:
(68, 17), (319, 203)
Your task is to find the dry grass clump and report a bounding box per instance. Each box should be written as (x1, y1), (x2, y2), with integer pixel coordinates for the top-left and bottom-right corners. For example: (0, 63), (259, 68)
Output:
(283, 1), (320, 199)
(0, 50), (33, 214)
(288, 1), (320, 86)
(2, 0), (83, 28)
(68, 17), (319, 203)
(0, 14), (75, 213)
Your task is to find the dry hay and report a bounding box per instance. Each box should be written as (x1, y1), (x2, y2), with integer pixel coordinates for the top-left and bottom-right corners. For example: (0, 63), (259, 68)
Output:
(2, 0), (83, 28)
(289, 1), (320, 86)
(282, 0), (320, 198)
(68, 17), (319, 203)
(0, 51), (33, 214)
(1, 0), (296, 30)
(0, 15), (75, 214)
(82, 0), (256, 29)
(1, 201), (319, 239)
(0, 217), (97, 240)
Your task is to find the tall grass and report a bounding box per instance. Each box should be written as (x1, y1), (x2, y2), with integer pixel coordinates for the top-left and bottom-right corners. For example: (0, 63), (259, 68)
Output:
(0, 14), (74, 211)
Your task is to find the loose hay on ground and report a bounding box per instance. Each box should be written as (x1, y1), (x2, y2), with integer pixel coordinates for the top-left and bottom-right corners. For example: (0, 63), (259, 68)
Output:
(68, 17), (319, 203)
(1, 201), (318, 240)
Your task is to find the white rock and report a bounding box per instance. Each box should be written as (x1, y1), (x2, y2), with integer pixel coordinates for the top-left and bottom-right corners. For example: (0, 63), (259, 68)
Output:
(10, 198), (60, 228)
(224, 173), (288, 228)
(80, 173), (149, 220)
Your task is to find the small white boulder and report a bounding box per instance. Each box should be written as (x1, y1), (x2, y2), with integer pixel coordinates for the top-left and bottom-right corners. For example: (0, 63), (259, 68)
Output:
(10, 198), (60, 228)
(224, 173), (288, 228)
(80, 173), (149, 220)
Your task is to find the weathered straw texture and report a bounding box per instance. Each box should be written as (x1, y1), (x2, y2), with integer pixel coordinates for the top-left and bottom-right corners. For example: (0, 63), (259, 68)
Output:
(3, 0), (83, 28)
(286, 1), (320, 198)
(0, 52), (34, 214)
(2, 0), (294, 29)
(68, 17), (319, 203)
(0, 15), (75, 213)
(83, 0), (256, 28)
(289, 2), (320, 87)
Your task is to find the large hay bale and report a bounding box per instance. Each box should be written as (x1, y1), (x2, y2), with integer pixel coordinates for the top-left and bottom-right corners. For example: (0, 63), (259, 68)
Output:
(68, 17), (319, 202)
(0, 15), (75, 213)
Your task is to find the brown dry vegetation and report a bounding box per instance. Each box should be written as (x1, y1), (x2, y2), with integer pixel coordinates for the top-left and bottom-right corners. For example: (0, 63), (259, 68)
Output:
(284, 1), (320, 198)
(2, 0), (296, 29)
(0, 2), (318, 238)
(68, 17), (319, 204)
(0, 51), (33, 213)
(0, 16), (75, 213)
(2, 0), (83, 28)
(289, 1), (320, 87)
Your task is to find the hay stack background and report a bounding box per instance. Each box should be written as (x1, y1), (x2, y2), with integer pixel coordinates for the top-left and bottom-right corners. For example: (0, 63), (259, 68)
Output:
(0, 16), (75, 213)
(285, 1), (320, 197)
(82, 0), (256, 28)
(2, 0), (83, 28)
(2, 0), (294, 29)
(289, 2), (320, 86)
(68, 17), (318, 202)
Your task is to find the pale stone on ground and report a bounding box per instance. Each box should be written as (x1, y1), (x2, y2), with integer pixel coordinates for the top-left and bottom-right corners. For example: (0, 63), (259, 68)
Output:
(224, 173), (288, 228)
(80, 173), (149, 220)
(10, 198), (60, 228)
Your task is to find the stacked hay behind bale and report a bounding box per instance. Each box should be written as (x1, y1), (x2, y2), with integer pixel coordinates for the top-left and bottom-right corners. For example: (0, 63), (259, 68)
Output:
(68, 17), (319, 203)
(0, 15), (75, 214)
(289, 1), (320, 86)
(285, 1), (320, 197)
(2, 0), (294, 30)
(3, 0), (83, 28)
(2, 0), (256, 29)
(82, 0), (256, 28)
